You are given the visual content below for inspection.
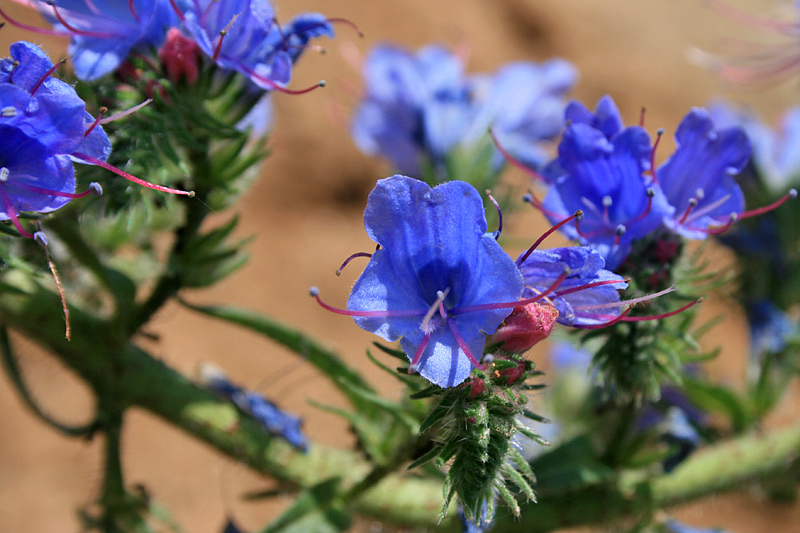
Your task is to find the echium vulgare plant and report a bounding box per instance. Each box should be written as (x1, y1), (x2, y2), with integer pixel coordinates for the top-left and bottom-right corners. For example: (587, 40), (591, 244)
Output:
(3, 2), (800, 533)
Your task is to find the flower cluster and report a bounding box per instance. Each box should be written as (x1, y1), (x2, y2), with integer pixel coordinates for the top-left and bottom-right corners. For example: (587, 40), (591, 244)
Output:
(351, 44), (577, 181)
(525, 95), (795, 269)
(0, 41), (107, 237)
(2, 0), (337, 92)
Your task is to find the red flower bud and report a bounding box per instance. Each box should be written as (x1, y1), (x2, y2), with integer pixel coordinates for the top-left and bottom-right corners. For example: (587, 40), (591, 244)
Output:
(488, 302), (558, 353)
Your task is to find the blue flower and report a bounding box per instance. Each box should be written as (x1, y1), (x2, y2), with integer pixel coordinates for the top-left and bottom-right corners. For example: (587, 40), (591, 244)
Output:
(517, 246), (628, 327)
(180, 1), (333, 92)
(657, 108), (751, 239)
(664, 519), (730, 533)
(351, 43), (575, 181)
(538, 109), (673, 269)
(200, 364), (308, 451)
(1, 41), (107, 236)
(314, 176), (525, 388)
(16, 1), (180, 81)
(745, 300), (798, 357)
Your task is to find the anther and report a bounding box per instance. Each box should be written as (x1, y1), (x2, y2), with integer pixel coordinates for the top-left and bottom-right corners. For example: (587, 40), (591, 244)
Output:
(602, 195), (613, 208)
(213, 15), (240, 62)
(695, 188), (705, 200)
(326, 17), (365, 38)
(1, 106), (16, 117)
(336, 251), (373, 276)
(0, 167), (9, 182)
(649, 128), (665, 183)
(485, 189), (502, 239)
(83, 106), (107, 138)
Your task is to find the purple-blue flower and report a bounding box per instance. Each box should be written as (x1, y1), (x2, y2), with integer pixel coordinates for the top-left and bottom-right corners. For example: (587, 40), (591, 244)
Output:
(6, 0), (180, 81)
(537, 99), (673, 269)
(313, 175), (525, 388)
(200, 364), (308, 451)
(517, 246), (628, 327)
(351, 43), (576, 180)
(179, 1), (333, 92)
(1, 41), (107, 236)
(657, 108), (751, 239)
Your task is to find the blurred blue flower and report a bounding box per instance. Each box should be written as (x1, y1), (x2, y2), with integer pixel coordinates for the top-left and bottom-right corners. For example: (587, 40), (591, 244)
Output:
(664, 519), (730, 533)
(318, 175), (524, 388)
(538, 103), (673, 268)
(745, 300), (798, 357)
(351, 43), (576, 180)
(517, 246), (628, 327)
(200, 364), (308, 451)
(710, 100), (800, 194)
(658, 108), (751, 239)
(459, 498), (495, 533)
(1, 41), (107, 236)
(181, 1), (333, 92)
(549, 340), (593, 370)
(19, 0), (179, 80)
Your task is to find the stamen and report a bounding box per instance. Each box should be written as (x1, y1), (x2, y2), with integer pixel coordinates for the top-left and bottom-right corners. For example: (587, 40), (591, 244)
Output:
(639, 106), (646, 127)
(83, 107), (107, 138)
(678, 197), (698, 225)
(0, 6), (71, 36)
(14, 181), (103, 199)
(309, 287), (426, 318)
(736, 189), (797, 220)
(626, 188), (655, 225)
(682, 193), (731, 224)
(622, 298), (703, 322)
(128, 0), (140, 22)
(408, 333), (431, 373)
(448, 320), (486, 369)
(490, 129), (548, 183)
(239, 64), (326, 95)
(71, 152), (195, 196)
(614, 224), (626, 245)
(420, 288), (450, 333)
(1, 106), (16, 117)
(48, 3), (118, 38)
(0, 186), (33, 238)
(522, 190), (563, 219)
(213, 15), (239, 62)
(99, 99), (152, 124)
(0, 167), (8, 182)
(552, 277), (630, 299)
(573, 285), (676, 312)
(702, 213), (737, 235)
(572, 308), (632, 329)
(326, 17), (365, 38)
(647, 128), (665, 184)
(450, 267), (570, 315)
(485, 189), (502, 239)
(168, 0), (186, 22)
(36, 230), (70, 341)
(336, 251), (373, 276)
(516, 210), (583, 267)
(30, 58), (67, 96)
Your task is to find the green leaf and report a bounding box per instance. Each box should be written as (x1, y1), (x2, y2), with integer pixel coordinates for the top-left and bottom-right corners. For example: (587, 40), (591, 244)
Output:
(259, 478), (351, 533)
(530, 436), (615, 493)
(683, 377), (750, 432)
(307, 400), (389, 463)
(180, 302), (375, 411)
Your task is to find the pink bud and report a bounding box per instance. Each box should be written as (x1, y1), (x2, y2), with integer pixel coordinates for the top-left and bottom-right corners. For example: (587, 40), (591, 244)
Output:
(488, 303), (558, 353)
(159, 28), (201, 85)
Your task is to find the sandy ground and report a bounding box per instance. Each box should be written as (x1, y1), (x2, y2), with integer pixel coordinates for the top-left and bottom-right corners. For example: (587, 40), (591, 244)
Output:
(3, 0), (800, 531)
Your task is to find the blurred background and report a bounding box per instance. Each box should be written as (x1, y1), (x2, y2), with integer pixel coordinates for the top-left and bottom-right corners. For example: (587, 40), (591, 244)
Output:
(2, 0), (800, 530)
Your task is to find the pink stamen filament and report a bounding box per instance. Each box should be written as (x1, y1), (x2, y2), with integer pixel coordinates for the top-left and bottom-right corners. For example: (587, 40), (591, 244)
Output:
(14, 182), (101, 199)
(30, 59), (66, 96)
(490, 129), (548, 183)
(552, 277), (629, 299)
(485, 189), (502, 238)
(99, 99), (152, 124)
(448, 320), (486, 369)
(310, 288), (426, 318)
(408, 333), (431, 371)
(572, 285), (676, 312)
(71, 153), (195, 196)
(639, 107), (646, 127)
(517, 210), (583, 267)
(0, 186), (33, 238)
(701, 214), (737, 235)
(736, 189), (797, 220)
(84, 107), (107, 138)
(336, 251), (373, 276)
(213, 15), (239, 62)
(420, 288), (450, 333)
(678, 198), (698, 225)
(681, 193), (732, 225)
(648, 129), (664, 184)
(168, 0), (186, 21)
(626, 189), (655, 226)
(239, 65), (326, 95)
(49, 4), (118, 38)
(326, 17), (364, 38)
(450, 268), (570, 316)
(572, 308), (632, 329)
(128, 0), (140, 22)
(622, 298), (703, 322)
(708, 0), (799, 36)
(0, 6), (71, 36)
(272, 16), (289, 48)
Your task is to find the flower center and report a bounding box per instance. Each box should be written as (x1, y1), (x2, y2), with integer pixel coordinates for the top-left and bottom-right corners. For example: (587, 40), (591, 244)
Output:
(420, 288), (450, 334)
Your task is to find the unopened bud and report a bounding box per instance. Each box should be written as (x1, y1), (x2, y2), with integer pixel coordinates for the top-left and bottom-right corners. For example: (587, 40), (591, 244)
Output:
(487, 302), (558, 353)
